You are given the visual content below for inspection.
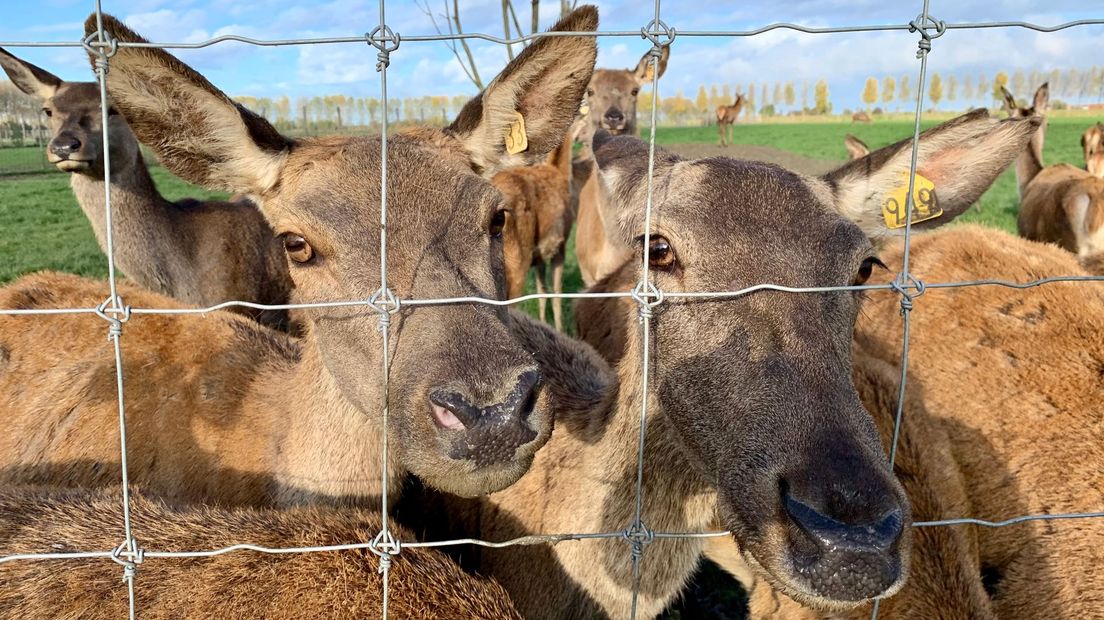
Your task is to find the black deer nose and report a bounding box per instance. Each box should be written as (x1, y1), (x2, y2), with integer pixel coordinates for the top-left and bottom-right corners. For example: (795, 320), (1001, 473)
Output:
(603, 108), (624, 124)
(49, 136), (82, 158)
(783, 486), (904, 552)
(430, 370), (540, 430)
(429, 370), (542, 467)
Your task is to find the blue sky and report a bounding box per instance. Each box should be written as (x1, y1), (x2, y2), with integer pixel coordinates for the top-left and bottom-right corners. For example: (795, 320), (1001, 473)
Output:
(2, 1), (1102, 112)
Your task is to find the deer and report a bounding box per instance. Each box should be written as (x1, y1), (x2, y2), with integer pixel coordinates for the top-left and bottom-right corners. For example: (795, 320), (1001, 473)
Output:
(495, 132), (575, 331)
(1083, 122), (1103, 178)
(852, 111), (873, 123)
(0, 486), (522, 619)
(1001, 83), (1104, 273)
(716, 93), (746, 147)
(0, 47), (294, 332)
(854, 224), (1104, 618)
(0, 9), (603, 508)
(398, 109), (1038, 619)
(844, 134), (870, 160)
(573, 46), (670, 286)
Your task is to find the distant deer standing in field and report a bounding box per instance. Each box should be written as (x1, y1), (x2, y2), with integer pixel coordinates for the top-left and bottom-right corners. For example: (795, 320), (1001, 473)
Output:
(1002, 84), (1104, 270)
(716, 93), (745, 146)
(573, 46), (669, 286)
(0, 47), (294, 331)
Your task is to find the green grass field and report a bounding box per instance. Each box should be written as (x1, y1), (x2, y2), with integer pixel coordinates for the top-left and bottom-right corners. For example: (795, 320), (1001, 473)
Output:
(0, 117), (1093, 307)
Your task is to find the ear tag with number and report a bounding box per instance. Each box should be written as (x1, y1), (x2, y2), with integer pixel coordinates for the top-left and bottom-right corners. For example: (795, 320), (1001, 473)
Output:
(881, 171), (942, 229)
(505, 111), (528, 155)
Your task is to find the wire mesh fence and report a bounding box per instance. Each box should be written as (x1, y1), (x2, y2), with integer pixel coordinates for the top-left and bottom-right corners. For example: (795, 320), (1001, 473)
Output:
(0, 1), (1103, 619)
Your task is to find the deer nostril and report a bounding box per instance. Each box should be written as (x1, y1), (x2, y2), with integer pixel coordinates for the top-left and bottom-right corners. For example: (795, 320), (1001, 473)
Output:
(428, 391), (481, 429)
(50, 137), (81, 156)
(783, 490), (904, 552)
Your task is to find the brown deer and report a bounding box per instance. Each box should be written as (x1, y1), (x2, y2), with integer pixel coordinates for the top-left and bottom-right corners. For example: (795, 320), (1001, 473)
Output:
(852, 111), (873, 123)
(0, 9), (601, 505)
(1083, 122), (1104, 178)
(855, 225), (1104, 618)
(844, 133), (870, 160)
(573, 46), (670, 286)
(494, 132), (575, 330)
(716, 94), (746, 147)
(0, 47), (294, 332)
(403, 110), (1037, 619)
(0, 486), (521, 619)
(1001, 84), (1104, 271)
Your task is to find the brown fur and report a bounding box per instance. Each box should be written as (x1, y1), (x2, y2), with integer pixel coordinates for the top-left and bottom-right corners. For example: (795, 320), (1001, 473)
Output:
(856, 226), (1104, 617)
(0, 47), (294, 331)
(494, 133), (576, 330)
(574, 47), (669, 286)
(852, 111), (873, 124)
(1083, 122), (1104, 178)
(716, 95), (746, 147)
(0, 487), (521, 619)
(0, 9), (600, 504)
(1003, 84), (1104, 271)
(404, 111), (1038, 619)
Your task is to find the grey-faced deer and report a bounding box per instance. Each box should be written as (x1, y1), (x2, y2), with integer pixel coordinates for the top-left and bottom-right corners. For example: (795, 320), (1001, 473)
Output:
(574, 47), (670, 286)
(407, 109), (1037, 619)
(844, 134), (870, 160)
(0, 48), (294, 331)
(0, 9), (600, 506)
(1083, 122), (1103, 178)
(716, 94), (745, 147)
(0, 486), (522, 619)
(495, 133), (575, 330)
(1002, 84), (1104, 271)
(856, 225), (1104, 618)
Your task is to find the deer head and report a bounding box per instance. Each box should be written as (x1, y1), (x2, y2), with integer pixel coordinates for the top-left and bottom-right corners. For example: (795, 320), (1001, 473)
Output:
(590, 108), (1039, 609)
(576, 46), (669, 148)
(84, 7), (598, 497)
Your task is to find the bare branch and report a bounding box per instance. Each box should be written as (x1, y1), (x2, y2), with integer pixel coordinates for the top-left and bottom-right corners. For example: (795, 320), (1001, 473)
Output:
(502, 0), (515, 60)
(414, 0), (483, 90)
(531, 0), (539, 34)
(506, 1), (527, 48)
(451, 0), (484, 89)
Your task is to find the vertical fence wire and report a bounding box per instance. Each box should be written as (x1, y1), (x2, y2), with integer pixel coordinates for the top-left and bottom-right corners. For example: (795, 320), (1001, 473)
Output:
(1, 4), (1104, 620)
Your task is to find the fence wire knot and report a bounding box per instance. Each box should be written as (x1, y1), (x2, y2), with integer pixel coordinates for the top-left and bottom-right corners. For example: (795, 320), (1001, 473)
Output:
(368, 287), (401, 331)
(80, 32), (119, 72)
(908, 14), (946, 57)
(94, 297), (132, 339)
(640, 19), (676, 57)
(631, 280), (665, 322)
(622, 521), (655, 561)
(891, 273), (926, 314)
(370, 529), (401, 574)
(110, 539), (144, 582)
(367, 26), (401, 72)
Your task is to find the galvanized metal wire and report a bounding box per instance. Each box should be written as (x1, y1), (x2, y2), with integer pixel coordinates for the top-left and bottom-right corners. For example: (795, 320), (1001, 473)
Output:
(0, 1), (1103, 619)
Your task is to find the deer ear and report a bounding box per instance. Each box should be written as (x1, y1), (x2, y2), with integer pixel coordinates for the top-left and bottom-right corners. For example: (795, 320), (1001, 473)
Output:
(0, 47), (61, 99)
(83, 14), (290, 195)
(632, 45), (669, 84)
(844, 134), (870, 160)
(1033, 82), (1049, 113)
(447, 6), (598, 177)
(999, 86), (1017, 115)
(825, 109), (1041, 239)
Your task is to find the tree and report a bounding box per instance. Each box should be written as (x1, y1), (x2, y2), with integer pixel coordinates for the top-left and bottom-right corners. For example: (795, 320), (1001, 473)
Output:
(416, 0), (484, 89)
(963, 75), (974, 101)
(746, 83), (756, 119)
(695, 86), (709, 115)
(760, 83), (768, 108)
(898, 75), (910, 105)
(928, 73), (942, 109)
(976, 74), (989, 104)
(882, 76), (895, 106)
(1012, 70), (1026, 97)
(946, 75), (957, 103)
(814, 80), (830, 114)
(992, 71), (1008, 101)
(773, 83), (783, 109)
(709, 85), (721, 108)
(801, 80), (809, 114)
(722, 84), (732, 105)
(784, 82), (795, 110)
(862, 77), (878, 110)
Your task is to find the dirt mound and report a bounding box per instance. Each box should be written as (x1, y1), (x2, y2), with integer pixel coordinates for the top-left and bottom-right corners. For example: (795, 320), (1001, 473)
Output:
(664, 143), (842, 176)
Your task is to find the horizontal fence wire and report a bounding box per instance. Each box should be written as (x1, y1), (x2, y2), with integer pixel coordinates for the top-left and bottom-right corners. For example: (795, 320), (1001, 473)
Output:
(0, 1), (1103, 619)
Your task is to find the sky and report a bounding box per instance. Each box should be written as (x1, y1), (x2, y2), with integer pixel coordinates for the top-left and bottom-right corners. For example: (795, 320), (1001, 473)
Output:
(1, 1), (1102, 113)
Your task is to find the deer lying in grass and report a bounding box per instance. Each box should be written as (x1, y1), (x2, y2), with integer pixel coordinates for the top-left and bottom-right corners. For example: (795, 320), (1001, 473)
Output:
(716, 94), (746, 147)
(0, 487), (521, 619)
(403, 109), (1037, 619)
(573, 46), (669, 286)
(495, 133), (575, 331)
(0, 9), (601, 505)
(0, 48), (294, 331)
(1083, 122), (1103, 178)
(852, 111), (873, 123)
(855, 225), (1104, 618)
(844, 134), (870, 160)
(1002, 84), (1104, 272)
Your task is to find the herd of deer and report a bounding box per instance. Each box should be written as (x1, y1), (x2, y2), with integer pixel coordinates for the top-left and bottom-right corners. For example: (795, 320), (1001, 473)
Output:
(0, 7), (1100, 619)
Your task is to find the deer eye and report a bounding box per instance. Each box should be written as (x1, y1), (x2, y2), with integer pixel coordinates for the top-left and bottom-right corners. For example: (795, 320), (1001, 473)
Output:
(281, 233), (314, 264)
(42, 108), (53, 118)
(586, 88), (595, 97)
(489, 209), (507, 238)
(107, 107), (120, 116)
(854, 257), (885, 285)
(631, 87), (640, 97)
(647, 236), (676, 270)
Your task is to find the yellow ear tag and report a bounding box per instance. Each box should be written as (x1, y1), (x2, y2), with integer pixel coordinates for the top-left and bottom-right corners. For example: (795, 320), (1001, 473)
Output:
(881, 171), (942, 229)
(505, 111), (528, 155)
(579, 103), (590, 117)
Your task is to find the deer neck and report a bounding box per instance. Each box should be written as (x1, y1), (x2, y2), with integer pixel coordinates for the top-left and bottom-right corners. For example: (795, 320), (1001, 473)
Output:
(260, 335), (399, 507)
(1017, 118), (1047, 197)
